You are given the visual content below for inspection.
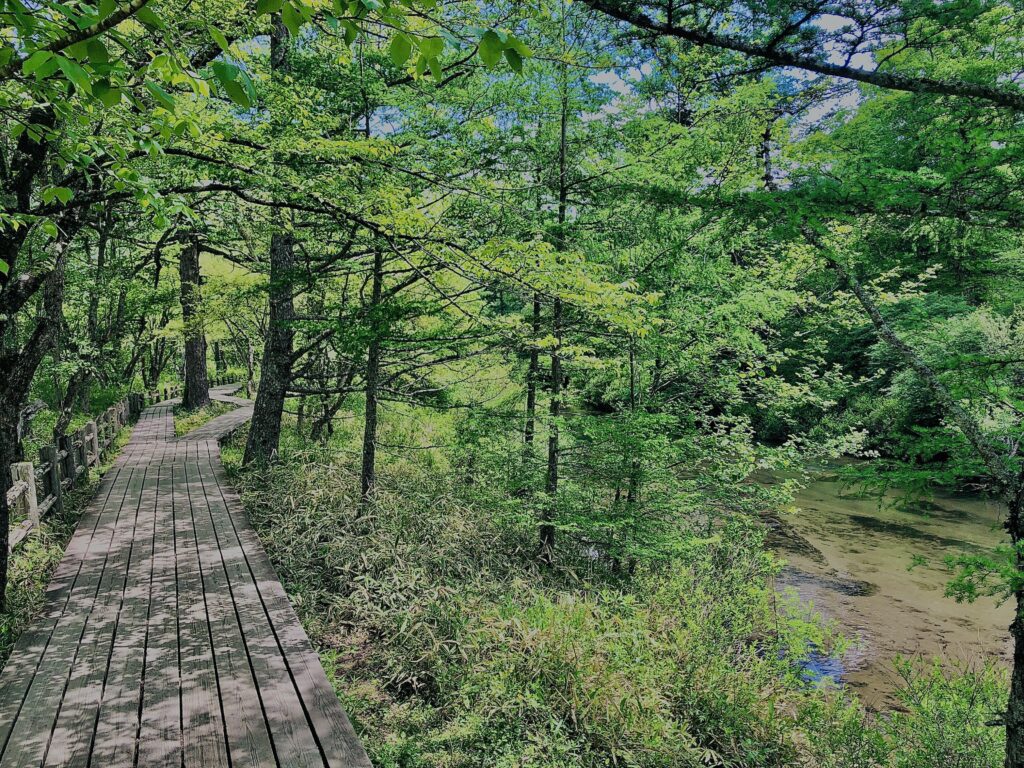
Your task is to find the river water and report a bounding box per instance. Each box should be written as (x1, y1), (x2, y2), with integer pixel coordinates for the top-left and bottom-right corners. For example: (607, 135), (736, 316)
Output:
(769, 470), (1012, 708)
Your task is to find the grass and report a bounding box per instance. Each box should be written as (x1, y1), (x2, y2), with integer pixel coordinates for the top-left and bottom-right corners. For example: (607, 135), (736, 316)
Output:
(173, 400), (236, 437)
(220, 411), (1009, 768)
(0, 427), (131, 667)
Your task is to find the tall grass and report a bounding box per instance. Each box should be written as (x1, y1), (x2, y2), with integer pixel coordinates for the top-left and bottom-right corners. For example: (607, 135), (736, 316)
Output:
(220, 416), (1004, 767)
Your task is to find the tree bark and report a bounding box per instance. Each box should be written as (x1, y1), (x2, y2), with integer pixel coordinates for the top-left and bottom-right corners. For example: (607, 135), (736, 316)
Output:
(524, 293), (540, 446)
(0, 227), (75, 608)
(0, 417), (17, 610)
(180, 238), (211, 410)
(243, 232), (296, 465)
(243, 17), (295, 465)
(360, 249), (384, 505)
(1009, 551), (1024, 768)
(540, 297), (562, 564)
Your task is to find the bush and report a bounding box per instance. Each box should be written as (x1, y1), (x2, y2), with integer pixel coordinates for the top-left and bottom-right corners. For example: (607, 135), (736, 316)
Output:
(224, 421), (1007, 768)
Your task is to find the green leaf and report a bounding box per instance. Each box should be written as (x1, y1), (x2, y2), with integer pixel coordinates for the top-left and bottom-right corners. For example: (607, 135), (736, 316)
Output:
(212, 60), (240, 83)
(428, 56), (442, 82)
(237, 69), (257, 104)
(389, 34), (412, 67)
(504, 47), (522, 73)
(281, 3), (303, 36)
(86, 39), (109, 64)
(256, 0), (284, 15)
(56, 55), (92, 94)
(418, 36), (443, 59)
(66, 40), (90, 60)
(507, 35), (532, 56)
(22, 50), (53, 75)
(209, 26), (231, 53)
(93, 81), (122, 107)
(0, 258), (8, 276)
(145, 82), (176, 111)
(221, 78), (251, 108)
(135, 6), (165, 29)
(478, 30), (502, 68)
(53, 187), (73, 204)
(342, 19), (358, 45)
(96, 0), (117, 22)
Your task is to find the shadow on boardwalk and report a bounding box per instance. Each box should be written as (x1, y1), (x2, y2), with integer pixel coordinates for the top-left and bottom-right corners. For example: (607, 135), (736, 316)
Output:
(0, 385), (371, 767)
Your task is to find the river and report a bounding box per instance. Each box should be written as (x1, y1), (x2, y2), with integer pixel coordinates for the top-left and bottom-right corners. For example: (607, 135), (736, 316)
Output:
(768, 470), (1012, 708)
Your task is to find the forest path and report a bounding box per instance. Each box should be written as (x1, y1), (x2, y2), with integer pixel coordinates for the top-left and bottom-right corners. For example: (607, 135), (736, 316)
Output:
(0, 385), (371, 767)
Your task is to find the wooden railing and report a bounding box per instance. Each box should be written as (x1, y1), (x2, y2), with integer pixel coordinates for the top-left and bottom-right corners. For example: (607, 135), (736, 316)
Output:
(137, 375), (234, 409)
(5, 376), (238, 551)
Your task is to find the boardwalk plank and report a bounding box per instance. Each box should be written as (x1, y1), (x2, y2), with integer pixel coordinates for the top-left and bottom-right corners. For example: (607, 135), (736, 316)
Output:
(197, 444), (328, 767)
(0, 462), (129, 756)
(43, 465), (148, 767)
(136, 442), (184, 767)
(185, 441), (278, 767)
(90, 438), (166, 766)
(0, 389), (370, 768)
(1, 468), (137, 766)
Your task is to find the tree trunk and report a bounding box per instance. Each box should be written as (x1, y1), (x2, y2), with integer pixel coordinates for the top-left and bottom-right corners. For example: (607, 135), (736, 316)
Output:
(244, 232), (296, 465)
(180, 238), (210, 410)
(214, 341), (227, 374)
(246, 339), (255, 398)
(540, 297), (562, 564)
(524, 293), (540, 446)
(539, 75), (570, 565)
(1008, 582), (1024, 767)
(360, 249), (384, 505)
(243, 17), (294, 466)
(0, 225), (75, 608)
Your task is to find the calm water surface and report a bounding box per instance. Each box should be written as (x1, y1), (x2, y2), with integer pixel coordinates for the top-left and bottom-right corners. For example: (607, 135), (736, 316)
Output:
(771, 471), (1011, 708)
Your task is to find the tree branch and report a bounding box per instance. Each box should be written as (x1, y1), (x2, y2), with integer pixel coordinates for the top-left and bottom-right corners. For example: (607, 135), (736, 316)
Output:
(580, 0), (1024, 111)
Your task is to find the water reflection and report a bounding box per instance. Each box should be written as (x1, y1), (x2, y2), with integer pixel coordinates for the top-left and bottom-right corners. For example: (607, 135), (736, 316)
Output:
(770, 470), (1010, 708)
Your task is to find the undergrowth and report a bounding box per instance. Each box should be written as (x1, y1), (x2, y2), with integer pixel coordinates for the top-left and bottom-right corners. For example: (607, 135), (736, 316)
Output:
(173, 400), (236, 436)
(222, 417), (1010, 767)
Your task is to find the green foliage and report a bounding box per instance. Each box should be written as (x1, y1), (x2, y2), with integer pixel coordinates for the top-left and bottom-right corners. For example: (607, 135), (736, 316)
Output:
(173, 400), (236, 437)
(803, 659), (1007, 768)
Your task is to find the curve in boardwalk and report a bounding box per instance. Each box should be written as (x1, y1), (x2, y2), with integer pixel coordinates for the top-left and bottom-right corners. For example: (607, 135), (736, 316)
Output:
(0, 385), (371, 767)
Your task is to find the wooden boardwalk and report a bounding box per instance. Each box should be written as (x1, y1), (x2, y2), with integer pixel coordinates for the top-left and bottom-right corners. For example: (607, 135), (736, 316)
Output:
(0, 386), (371, 767)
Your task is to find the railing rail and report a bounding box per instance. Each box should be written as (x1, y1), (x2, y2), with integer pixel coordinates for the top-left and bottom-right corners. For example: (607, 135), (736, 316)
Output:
(5, 376), (236, 552)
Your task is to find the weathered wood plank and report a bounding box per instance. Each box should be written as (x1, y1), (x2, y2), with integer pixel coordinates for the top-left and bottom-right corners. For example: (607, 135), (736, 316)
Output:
(173, 450), (230, 768)
(0, 393), (370, 768)
(0, 461), (130, 756)
(184, 441), (277, 767)
(43, 463), (148, 767)
(197, 442), (328, 767)
(136, 440), (184, 767)
(90, 437), (166, 765)
(1, 467), (138, 766)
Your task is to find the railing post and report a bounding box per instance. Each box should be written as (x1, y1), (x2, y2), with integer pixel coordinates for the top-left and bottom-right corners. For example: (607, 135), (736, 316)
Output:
(58, 435), (74, 489)
(40, 445), (62, 516)
(11, 462), (38, 527)
(85, 420), (100, 467)
(74, 428), (89, 484)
